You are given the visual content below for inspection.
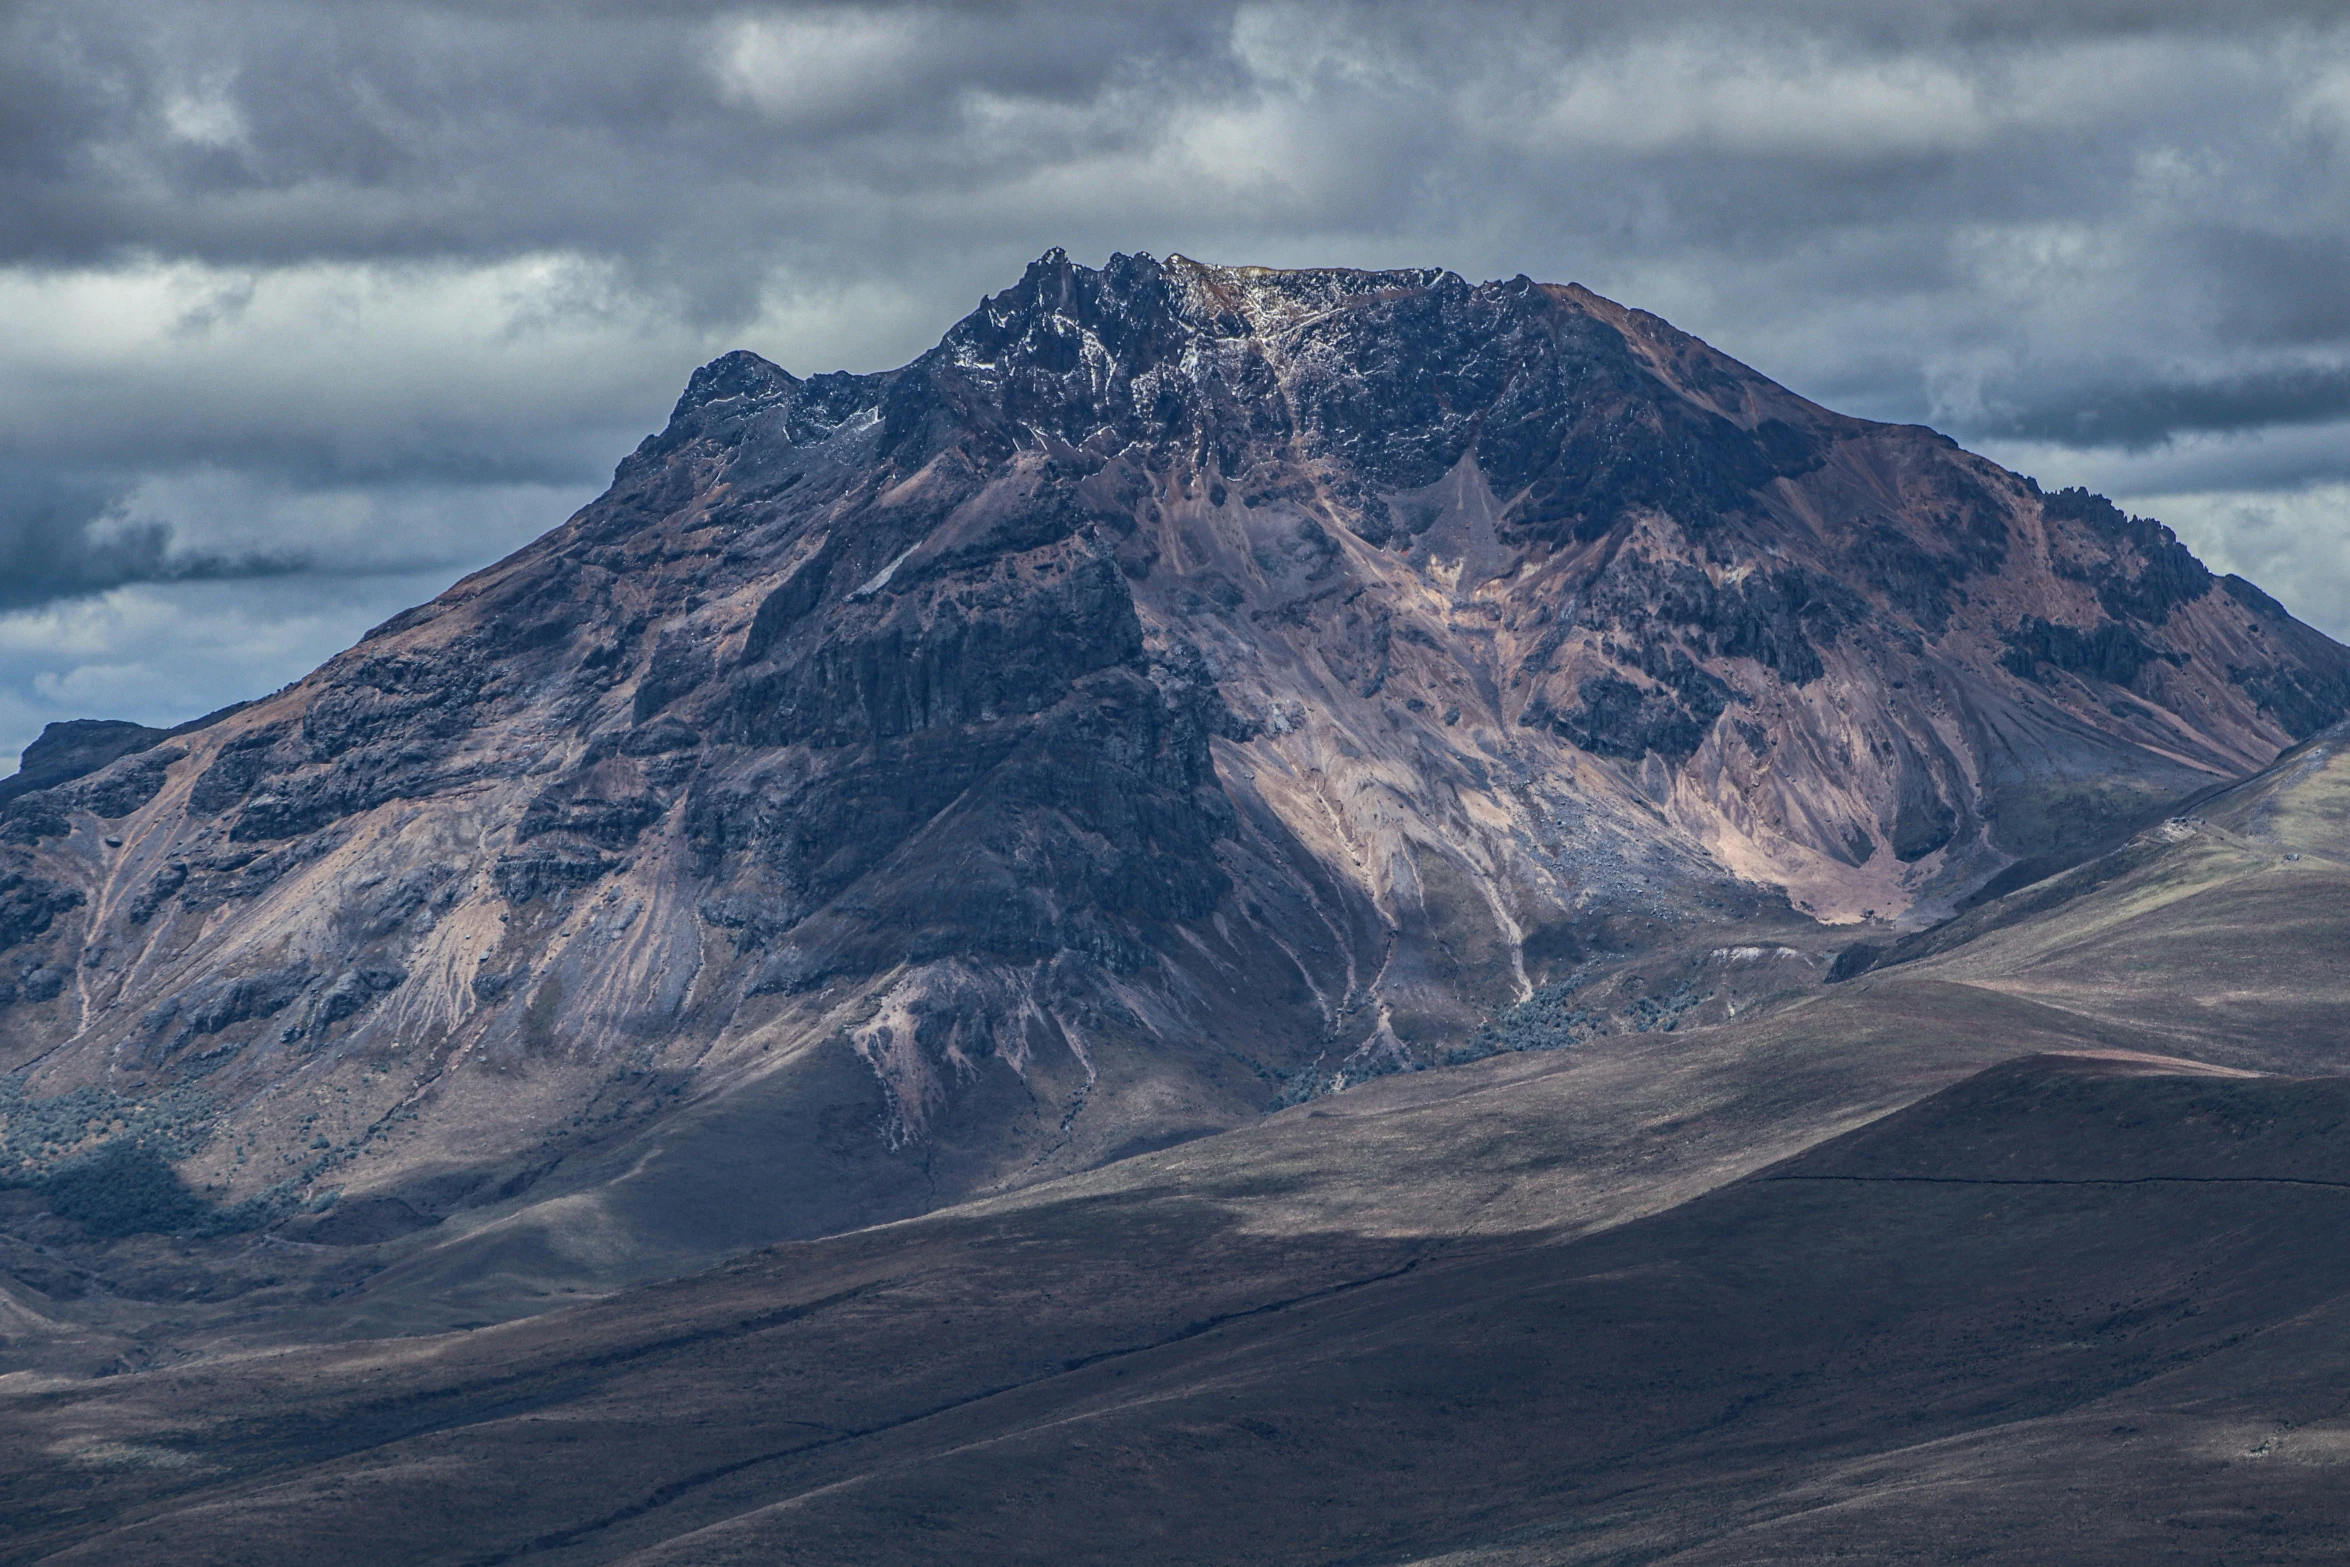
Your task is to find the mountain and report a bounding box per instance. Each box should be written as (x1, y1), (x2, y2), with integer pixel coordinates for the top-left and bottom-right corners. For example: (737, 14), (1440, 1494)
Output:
(2, 251), (2347, 1333)
(5, 252), (2350, 1562)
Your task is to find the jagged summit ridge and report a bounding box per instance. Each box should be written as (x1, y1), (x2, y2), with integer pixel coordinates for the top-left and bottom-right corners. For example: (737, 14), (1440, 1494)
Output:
(0, 250), (2344, 1292)
(657, 249), (1842, 557)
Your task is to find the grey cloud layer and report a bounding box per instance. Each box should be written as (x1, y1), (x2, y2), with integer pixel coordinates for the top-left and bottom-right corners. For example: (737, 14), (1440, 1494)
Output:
(2, 0), (2349, 757)
(9, 3), (2347, 421)
(0, 469), (193, 612)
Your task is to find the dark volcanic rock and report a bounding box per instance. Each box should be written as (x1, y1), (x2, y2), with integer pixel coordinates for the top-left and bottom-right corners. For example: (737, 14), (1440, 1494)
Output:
(154, 964), (313, 1044)
(0, 870), (82, 954)
(2043, 484), (2214, 624)
(0, 719), (168, 807)
(2001, 617), (2161, 687)
(2220, 575), (2350, 736)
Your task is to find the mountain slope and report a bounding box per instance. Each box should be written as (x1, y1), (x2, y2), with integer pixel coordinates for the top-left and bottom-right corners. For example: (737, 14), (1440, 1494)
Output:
(0, 251), (2345, 1318)
(1835, 716), (2350, 1066)
(4, 704), (2348, 1561)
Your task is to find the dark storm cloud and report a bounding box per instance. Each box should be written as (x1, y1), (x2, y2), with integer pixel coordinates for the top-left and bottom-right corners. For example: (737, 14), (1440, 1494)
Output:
(0, 472), (183, 611)
(8, 1), (2345, 425)
(0, 1), (1244, 304)
(1990, 368), (2350, 449)
(4, 3), (2346, 357)
(0, 465), (307, 611)
(0, 5), (2330, 270)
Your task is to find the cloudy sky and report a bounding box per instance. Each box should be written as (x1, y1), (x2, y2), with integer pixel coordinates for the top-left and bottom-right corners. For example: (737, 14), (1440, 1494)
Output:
(5, 0), (2350, 766)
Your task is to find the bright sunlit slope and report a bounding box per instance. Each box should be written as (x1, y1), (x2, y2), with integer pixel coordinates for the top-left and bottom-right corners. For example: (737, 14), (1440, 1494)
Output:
(1839, 718), (2350, 1068)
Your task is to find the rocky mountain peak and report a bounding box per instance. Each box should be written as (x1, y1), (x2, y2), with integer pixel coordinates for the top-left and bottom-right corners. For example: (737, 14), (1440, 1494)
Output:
(2, 253), (2345, 1292)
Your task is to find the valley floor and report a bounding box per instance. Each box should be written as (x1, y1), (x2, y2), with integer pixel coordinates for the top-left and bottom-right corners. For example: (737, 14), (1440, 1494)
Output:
(6, 1005), (2350, 1564)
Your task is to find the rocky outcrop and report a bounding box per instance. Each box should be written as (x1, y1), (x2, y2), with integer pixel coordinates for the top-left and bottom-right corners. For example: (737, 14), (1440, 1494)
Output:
(2, 251), (2345, 1278)
(0, 721), (169, 808)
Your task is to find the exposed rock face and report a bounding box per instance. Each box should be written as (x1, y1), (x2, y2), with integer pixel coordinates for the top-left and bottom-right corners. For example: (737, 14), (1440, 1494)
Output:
(3, 251), (2345, 1269)
(0, 721), (169, 809)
